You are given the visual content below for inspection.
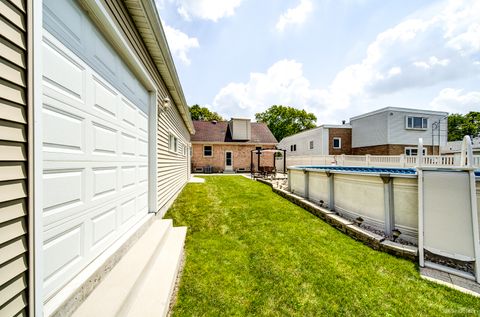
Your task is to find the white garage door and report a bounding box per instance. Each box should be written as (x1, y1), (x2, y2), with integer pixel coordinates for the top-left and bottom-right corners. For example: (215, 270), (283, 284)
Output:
(42, 1), (150, 300)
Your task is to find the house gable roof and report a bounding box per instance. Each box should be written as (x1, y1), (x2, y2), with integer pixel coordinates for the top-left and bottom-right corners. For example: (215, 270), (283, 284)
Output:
(191, 121), (278, 144)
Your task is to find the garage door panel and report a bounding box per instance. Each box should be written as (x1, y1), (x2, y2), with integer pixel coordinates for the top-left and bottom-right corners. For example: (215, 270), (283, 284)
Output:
(43, 105), (85, 154)
(139, 165), (148, 184)
(92, 167), (117, 200)
(43, 224), (84, 292)
(43, 169), (85, 217)
(92, 122), (117, 156)
(92, 76), (118, 118)
(91, 206), (117, 249)
(139, 111), (148, 134)
(121, 166), (136, 190)
(43, 38), (86, 102)
(43, 0), (85, 49)
(120, 132), (136, 157)
(121, 98), (137, 128)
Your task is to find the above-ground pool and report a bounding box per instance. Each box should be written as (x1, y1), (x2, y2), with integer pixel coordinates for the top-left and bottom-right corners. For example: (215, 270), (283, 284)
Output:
(288, 165), (480, 243)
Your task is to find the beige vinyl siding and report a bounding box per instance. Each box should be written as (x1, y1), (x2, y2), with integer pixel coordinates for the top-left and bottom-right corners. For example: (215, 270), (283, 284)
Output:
(0, 0), (29, 316)
(156, 103), (190, 213)
(103, 0), (191, 214)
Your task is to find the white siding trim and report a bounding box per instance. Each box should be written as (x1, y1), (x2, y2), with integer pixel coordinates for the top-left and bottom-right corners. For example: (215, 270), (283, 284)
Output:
(32, 0), (44, 314)
(148, 92), (157, 213)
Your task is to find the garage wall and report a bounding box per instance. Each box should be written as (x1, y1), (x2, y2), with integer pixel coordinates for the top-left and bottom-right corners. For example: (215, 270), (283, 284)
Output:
(0, 0), (30, 316)
(104, 0), (191, 215)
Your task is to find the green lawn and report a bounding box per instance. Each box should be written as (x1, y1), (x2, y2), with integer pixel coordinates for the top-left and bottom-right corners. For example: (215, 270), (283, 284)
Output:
(165, 176), (480, 316)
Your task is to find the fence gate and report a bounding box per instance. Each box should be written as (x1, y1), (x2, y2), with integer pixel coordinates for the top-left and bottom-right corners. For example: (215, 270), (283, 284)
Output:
(418, 136), (480, 282)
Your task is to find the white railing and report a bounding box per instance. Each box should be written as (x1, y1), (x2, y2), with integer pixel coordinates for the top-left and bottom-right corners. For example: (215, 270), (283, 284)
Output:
(275, 153), (480, 170)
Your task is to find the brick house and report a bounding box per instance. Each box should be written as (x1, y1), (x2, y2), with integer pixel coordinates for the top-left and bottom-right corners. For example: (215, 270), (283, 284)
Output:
(191, 118), (278, 173)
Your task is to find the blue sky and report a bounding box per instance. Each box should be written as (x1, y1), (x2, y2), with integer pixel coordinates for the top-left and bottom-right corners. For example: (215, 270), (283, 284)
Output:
(156, 0), (480, 124)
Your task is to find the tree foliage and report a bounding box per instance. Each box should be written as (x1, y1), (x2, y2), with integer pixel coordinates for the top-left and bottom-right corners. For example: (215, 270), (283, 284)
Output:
(448, 111), (480, 141)
(190, 104), (223, 121)
(255, 105), (317, 142)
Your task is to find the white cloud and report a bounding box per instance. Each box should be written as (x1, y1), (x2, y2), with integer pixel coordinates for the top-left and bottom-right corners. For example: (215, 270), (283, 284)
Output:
(174, 0), (243, 22)
(275, 0), (313, 32)
(212, 0), (480, 123)
(430, 88), (480, 113)
(213, 59), (328, 119)
(163, 23), (199, 65)
(413, 56), (450, 69)
(321, 0), (480, 110)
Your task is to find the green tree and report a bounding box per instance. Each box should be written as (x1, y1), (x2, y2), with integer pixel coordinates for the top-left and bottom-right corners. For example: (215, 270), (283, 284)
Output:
(255, 105), (317, 141)
(189, 104), (223, 121)
(448, 112), (480, 141)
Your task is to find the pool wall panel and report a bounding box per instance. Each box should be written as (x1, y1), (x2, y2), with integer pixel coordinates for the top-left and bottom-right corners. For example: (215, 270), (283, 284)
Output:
(392, 178), (418, 241)
(334, 174), (385, 226)
(290, 170), (305, 196)
(308, 171), (329, 207)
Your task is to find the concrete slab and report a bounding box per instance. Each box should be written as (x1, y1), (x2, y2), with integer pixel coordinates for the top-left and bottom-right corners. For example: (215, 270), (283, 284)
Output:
(420, 267), (480, 297)
(188, 177), (205, 183)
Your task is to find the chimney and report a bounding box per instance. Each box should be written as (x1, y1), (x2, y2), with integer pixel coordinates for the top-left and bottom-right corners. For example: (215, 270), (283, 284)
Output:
(228, 118), (251, 140)
(342, 120), (346, 125)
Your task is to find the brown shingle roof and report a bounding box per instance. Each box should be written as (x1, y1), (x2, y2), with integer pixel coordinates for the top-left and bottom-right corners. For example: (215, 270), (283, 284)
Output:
(191, 121), (277, 144)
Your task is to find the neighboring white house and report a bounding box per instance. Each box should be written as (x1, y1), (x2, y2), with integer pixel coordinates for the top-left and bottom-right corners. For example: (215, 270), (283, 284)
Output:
(442, 137), (480, 155)
(277, 124), (352, 156)
(0, 0), (194, 316)
(350, 107), (448, 155)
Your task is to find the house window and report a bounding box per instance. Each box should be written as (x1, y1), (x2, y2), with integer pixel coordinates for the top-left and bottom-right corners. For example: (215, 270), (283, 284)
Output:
(309, 141), (314, 149)
(169, 134), (178, 152)
(333, 137), (341, 149)
(290, 144), (297, 152)
(405, 147), (427, 156)
(204, 145), (213, 157)
(406, 116), (428, 130)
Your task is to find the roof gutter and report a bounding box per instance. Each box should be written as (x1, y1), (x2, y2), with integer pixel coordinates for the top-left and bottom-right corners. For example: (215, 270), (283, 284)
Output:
(128, 0), (195, 134)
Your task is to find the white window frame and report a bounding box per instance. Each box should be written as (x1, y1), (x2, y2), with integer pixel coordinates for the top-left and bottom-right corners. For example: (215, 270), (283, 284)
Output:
(203, 145), (213, 157)
(309, 140), (314, 150)
(405, 147), (427, 156)
(333, 137), (341, 149)
(406, 116), (428, 130)
(168, 133), (178, 153)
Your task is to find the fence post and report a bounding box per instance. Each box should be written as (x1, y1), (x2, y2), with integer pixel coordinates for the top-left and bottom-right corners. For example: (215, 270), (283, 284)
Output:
(287, 169), (291, 191)
(304, 170), (309, 200)
(366, 154), (371, 166)
(326, 171), (335, 211)
(341, 154), (345, 166)
(380, 174), (394, 235)
(399, 154), (405, 167)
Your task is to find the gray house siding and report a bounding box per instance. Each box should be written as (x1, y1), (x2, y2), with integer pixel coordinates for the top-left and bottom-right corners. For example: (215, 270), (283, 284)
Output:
(351, 111), (389, 148)
(387, 110), (448, 147)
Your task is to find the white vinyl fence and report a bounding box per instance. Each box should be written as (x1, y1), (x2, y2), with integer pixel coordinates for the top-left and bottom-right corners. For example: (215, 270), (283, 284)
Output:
(275, 153), (480, 171)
